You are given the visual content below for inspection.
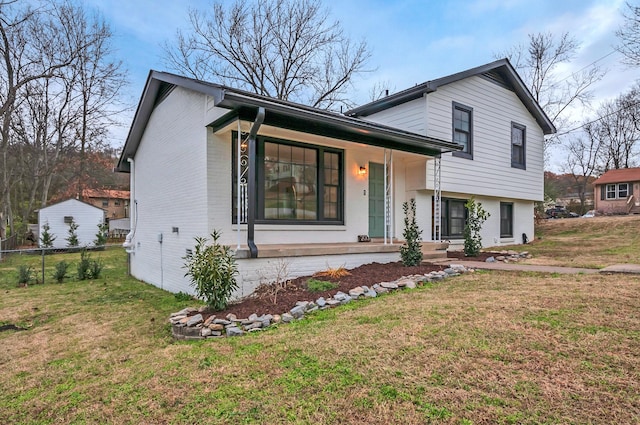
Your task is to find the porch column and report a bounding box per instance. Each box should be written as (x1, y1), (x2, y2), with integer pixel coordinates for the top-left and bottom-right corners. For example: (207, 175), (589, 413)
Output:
(246, 107), (265, 258)
(433, 155), (442, 242)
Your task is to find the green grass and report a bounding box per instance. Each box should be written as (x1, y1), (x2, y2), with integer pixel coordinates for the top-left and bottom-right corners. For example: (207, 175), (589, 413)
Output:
(1, 224), (639, 424)
(305, 278), (339, 291)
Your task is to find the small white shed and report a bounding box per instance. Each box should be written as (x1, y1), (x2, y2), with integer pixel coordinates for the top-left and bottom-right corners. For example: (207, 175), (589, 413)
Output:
(38, 199), (105, 248)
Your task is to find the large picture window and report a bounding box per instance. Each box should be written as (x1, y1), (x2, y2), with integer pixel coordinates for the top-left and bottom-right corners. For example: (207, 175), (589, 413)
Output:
(452, 102), (473, 159)
(233, 133), (343, 223)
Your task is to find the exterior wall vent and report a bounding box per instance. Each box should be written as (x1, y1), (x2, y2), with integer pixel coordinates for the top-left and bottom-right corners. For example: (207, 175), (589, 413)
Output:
(63, 216), (73, 224)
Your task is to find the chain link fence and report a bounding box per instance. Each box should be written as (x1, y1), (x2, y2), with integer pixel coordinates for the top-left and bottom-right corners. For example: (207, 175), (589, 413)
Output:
(0, 243), (126, 286)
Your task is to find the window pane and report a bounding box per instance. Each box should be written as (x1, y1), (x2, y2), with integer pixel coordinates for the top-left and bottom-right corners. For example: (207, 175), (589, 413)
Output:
(265, 142), (278, 161)
(324, 203), (337, 219)
(618, 183), (628, 198)
(291, 146), (305, 164)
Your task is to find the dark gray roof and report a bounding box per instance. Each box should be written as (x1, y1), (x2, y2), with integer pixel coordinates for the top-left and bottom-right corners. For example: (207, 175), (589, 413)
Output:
(117, 71), (462, 173)
(345, 58), (556, 135)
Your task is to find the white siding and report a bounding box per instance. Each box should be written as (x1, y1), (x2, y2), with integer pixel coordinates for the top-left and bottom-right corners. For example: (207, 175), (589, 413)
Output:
(365, 75), (545, 249)
(425, 76), (544, 201)
(38, 199), (104, 248)
(363, 97), (425, 134)
(128, 87), (212, 294)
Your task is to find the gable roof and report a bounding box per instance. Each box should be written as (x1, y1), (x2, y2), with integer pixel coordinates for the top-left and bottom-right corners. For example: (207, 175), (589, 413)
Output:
(40, 198), (105, 212)
(345, 59), (556, 135)
(593, 167), (640, 185)
(117, 71), (462, 173)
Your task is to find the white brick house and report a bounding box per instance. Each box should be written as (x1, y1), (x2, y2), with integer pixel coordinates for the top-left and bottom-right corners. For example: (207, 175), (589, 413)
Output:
(117, 59), (554, 296)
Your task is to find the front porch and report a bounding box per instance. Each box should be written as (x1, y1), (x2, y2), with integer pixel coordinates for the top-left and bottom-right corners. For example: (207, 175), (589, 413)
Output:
(234, 240), (449, 260)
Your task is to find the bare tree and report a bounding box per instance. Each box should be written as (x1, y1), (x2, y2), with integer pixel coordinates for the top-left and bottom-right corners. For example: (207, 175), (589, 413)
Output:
(497, 32), (604, 152)
(163, 0), (371, 110)
(590, 88), (640, 171)
(0, 0), (127, 239)
(564, 130), (601, 214)
(616, 2), (640, 66)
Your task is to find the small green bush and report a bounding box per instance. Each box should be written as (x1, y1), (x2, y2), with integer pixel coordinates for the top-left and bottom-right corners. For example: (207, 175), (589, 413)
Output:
(183, 230), (238, 311)
(17, 265), (33, 285)
(77, 250), (103, 280)
(400, 198), (423, 266)
(53, 261), (70, 283)
(306, 278), (338, 292)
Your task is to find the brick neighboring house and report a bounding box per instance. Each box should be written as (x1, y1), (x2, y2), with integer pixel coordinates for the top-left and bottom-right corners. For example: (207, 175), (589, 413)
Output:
(83, 189), (130, 219)
(593, 168), (640, 215)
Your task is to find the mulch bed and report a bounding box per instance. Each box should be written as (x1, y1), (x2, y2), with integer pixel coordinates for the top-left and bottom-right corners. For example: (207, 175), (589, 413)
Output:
(207, 252), (492, 319)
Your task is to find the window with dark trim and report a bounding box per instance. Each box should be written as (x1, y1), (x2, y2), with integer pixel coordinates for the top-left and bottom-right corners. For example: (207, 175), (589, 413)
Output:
(452, 102), (473, 159)
(605, 183), (629, 199)
(500, 202), (513, 238)
(232, 133), (343, 224)
(511, 122), (526, 169)
(440, 198), (467, 239)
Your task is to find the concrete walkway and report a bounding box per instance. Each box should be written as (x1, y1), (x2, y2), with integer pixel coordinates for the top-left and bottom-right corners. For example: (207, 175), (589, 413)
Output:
(430, 259), (640, 275)
(445, 261), (599, 274)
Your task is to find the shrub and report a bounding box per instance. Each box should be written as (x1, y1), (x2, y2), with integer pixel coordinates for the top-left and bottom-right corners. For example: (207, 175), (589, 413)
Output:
(400, 198), (423, 266)
(306, 278), (339, 292)
(77, 249), (103, 280)
(183, 230), (238, 311)
(53, 261), (70, 283)
(66, 218), (79, 248)
(17, 265), (33, 285)
(463, 198), (490, 257)
(40, 221), (56, 248)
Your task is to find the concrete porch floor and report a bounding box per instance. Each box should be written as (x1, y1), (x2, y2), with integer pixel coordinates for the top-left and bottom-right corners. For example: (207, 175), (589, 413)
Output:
(234, 240), (449, 259)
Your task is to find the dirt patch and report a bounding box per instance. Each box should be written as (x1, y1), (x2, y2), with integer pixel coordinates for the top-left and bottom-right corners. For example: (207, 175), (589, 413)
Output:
(207, 261), (449, 319)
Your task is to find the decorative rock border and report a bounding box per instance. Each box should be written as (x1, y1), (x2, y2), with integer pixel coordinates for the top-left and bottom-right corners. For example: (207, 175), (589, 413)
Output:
(169, 264), (475, 340)
(485, 251), (531, 263)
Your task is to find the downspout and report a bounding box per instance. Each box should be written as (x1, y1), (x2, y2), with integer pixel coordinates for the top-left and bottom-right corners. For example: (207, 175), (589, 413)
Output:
(123, 157), (136, 274)
(247, 107), (265, 258)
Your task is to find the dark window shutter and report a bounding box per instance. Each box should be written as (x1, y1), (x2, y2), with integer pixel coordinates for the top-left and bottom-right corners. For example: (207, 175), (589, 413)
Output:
(600, 185), (605, 200)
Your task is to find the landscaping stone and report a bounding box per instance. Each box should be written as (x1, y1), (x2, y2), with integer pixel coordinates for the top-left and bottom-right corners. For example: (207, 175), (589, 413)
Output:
(226, 327), (244, 337)
(169, 264), (476, 340)
(186, 314), (203, 327)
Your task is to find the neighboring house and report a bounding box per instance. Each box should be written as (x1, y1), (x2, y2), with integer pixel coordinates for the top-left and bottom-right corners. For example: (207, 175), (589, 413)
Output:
(83, 189), (130, 219)
(593, 168), (640, 214)
(347, 59), (555, 248)
(108, 217), (131, 238)
(38, 199), (105, 249)
(116, 58), (554, 296)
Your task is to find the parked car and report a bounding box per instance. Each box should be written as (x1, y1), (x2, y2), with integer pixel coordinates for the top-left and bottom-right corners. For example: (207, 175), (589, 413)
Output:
(582, 210), (596, 218)
(545, 206), (572, 219)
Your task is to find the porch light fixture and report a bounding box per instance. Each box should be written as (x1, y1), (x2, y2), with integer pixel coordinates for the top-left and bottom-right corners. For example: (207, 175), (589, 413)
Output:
(358, 166), (367, 176)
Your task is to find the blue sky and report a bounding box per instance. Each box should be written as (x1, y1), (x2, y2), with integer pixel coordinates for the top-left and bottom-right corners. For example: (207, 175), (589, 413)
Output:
(81, 0), (637, 168)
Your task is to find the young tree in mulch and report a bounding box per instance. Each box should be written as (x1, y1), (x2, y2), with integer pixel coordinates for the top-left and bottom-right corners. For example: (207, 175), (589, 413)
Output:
(464, 198), (490, 257)
(400, 198), (423, 266)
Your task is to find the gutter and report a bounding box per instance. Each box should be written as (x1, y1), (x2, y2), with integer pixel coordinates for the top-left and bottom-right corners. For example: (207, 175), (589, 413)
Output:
(246, 107), (265, 258)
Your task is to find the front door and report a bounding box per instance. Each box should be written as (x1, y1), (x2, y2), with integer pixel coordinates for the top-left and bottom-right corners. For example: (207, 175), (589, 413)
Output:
(368, 162), (385, 237)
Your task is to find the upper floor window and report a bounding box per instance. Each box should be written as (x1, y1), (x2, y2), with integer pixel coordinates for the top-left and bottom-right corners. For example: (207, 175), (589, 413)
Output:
(101, 200), (108, 207)
(511, 123), (526, 169)
(605, 183), (629, 199)
(452, 102), (473, 159)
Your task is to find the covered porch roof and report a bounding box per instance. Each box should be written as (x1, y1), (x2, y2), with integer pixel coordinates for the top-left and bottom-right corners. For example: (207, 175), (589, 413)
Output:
(117, 70), (461, 173)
